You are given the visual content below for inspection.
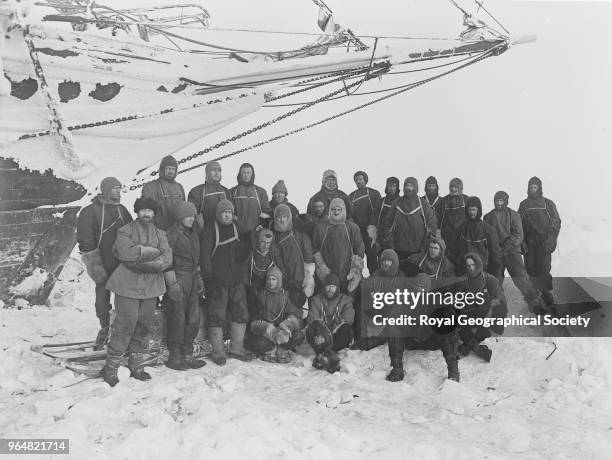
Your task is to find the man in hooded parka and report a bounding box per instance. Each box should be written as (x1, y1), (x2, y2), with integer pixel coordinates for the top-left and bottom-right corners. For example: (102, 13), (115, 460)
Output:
(77, 177), (133, 349)
(484, 191), (547, 313)
(307, 169), (352, 220)
(187, 161), (228, 229)
(518, 177), (561, 306)
(407, 235), (455, 279)
(438, 177), (469, 272)
(422, 176), (443, 224)
(349, 170), (382, 275)
(164, 201), (207, 371)
(457, 252), (508, 363)
(383, 177), (437, 273)
(101, 197), (172, 387)
(271, 204), (315, 316)
(248, 266), (304, 363)
(456, 196), (501, 276)
(375, 177), (400, 250)
(229, 163), (273, 233)
(141, 155), (186, 231)
(312, 198), (365, 294)
(200, 199), (253, 365)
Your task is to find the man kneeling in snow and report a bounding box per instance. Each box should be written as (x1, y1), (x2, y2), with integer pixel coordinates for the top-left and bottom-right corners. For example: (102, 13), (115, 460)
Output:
(306, 273), (355, 373)
(101, 198), (172, 387)
(247, 267), (304, 363)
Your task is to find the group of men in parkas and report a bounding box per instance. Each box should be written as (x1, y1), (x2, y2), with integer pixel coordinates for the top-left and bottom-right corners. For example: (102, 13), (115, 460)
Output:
(76, 155), (561, 386)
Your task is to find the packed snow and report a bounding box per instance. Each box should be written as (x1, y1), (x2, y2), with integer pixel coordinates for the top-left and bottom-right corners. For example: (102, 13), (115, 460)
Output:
(1, 224), (612, 459)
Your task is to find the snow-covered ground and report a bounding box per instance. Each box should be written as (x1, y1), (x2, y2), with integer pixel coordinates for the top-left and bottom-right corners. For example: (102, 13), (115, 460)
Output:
(2, 214), (612, 459)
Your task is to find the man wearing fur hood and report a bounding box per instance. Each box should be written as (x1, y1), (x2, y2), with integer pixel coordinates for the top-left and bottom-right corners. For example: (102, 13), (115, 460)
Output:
(229, 162), (272, 233)
(312, 198), (365, 294)
(307, 169), (352, 220)
(77, 177), (132, 350)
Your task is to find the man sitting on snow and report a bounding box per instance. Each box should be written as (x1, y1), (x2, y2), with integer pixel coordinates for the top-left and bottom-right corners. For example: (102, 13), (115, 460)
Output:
(456, 252), (507, 362)
(247, 267), (304, 363)
(306, 273), (355, 373)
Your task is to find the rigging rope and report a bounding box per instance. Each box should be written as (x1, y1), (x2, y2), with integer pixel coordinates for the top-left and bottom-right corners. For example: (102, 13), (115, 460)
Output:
(129, 44), (501, 187)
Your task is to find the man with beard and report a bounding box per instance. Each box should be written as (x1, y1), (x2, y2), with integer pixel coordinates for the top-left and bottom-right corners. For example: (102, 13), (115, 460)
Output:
(422, 176), (443, 225)
(187, 161), (228, 230)
(518, 177), (561, 306)
(312, 198), (365, 294)
(141, 155), (186, 231)
(271, 204), (315, 318)
(248, 267), (304, 363)
(456, 196), (501, 276)
(77, 177), (133, 350)
(269, 180), (300, 226)
(164, 201), (207, 371)
(307, 169), (352, 220)
(349, 171), (382, 275)
(245, 228), (276, 319)
(200, 199), (253, 365)
(375, 177), (400, 250)
(407, 236), (455, 279)
(229, 163), (273, 233)
(101, 198), (172, 387)
(306, 273), (355, 373)
(383, 177), (437, 274)
(302, 199), (327, 241)
(439, 178), (469, 273)
(457, 252), (507, 362)
(484, 191), (547, 313)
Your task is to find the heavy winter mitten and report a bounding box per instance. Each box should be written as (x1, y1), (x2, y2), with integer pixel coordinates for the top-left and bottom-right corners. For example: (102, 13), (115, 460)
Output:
(366, 225), (378, 246)
(306, 319), (333, 354)
(347, 255), (364, 292)
(302, 263), (315, 298)
(277, 316), (299, 344)
(262, 323), (279, 342)
(139, 245), (161, 261)
(81, 249), (108, 284)
(313, 252), (331, 282)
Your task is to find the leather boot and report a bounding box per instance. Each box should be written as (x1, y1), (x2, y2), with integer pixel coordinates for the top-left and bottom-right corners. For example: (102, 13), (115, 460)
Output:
(166, 345), (189, 371)
(100, 351), (122, 387)
(312, 353), (329, 370)
(208, 327), (227, 366)
(182, 352), (207, 369)
(326, 351), (341, 374)
(228, 322), (255, 362)
(471, 344), (492, 362)
(445, 355), (460, 382)
(128, 353), (151, 381)
(386, 357), (405, 382)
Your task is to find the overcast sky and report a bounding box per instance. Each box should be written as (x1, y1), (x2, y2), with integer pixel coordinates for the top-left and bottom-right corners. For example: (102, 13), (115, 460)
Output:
(109, 0), (611, 215)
